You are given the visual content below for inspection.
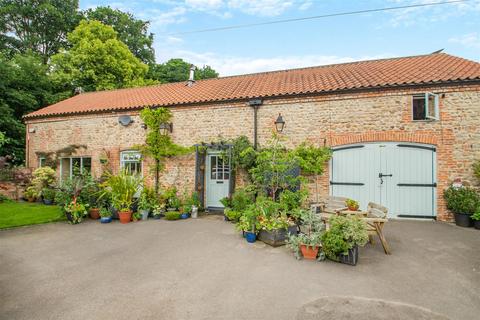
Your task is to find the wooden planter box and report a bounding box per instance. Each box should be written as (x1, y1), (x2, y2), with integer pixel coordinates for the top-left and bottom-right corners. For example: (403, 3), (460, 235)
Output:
(258, 225), (298, 247)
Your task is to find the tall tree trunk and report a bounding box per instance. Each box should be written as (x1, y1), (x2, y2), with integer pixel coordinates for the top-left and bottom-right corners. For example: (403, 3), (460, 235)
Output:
(155, 159), (160, 193)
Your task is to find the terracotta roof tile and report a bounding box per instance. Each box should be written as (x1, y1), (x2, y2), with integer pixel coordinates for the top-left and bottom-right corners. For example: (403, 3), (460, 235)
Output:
(25, 53), (480, 119)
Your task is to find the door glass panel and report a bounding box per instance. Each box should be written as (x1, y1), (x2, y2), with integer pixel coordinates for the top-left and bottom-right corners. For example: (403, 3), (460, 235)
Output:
(210, 156), (217, 180)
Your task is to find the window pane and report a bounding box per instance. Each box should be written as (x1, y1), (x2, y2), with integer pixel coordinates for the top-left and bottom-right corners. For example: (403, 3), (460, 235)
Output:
(120, 151), (142, 176)
(413, 96), (426, 120)
(82, 157), (92, 173)
(427, 94), (436, 118)
(61, 158), (70, 181)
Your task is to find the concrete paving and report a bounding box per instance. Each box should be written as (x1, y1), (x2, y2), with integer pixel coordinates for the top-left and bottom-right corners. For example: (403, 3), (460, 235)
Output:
(0, 217), (479, 320)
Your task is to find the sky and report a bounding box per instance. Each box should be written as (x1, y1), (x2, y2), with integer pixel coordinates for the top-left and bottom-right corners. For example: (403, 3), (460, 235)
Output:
(79, 0), (480, 76)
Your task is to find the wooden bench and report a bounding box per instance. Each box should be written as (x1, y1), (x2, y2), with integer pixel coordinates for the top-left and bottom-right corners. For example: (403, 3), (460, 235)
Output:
(311, 196), (348, 214)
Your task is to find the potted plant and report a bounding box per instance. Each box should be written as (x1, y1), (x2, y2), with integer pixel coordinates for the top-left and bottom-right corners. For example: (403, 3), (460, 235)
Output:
(444, 186), (479, 227)
(346, 199), (359, 211)
(41, 188), (56, 205)
(180, 208), (190, 219)
(64, 200), (87, 224)
(220, 196), (233, 221)
(321, 215), (368, 266)
(138, 186), (155, 221)
(286, 210), (325, 260)
(235, 204), (260, 243)
(165, 211), (181, 220)
(471, 211), (480, 230)
(23, 186), (38, 202)
(132, 211), (142, 222)
(152, 204), (164, 219)
(256, 196), (298, 247)
(101, 170), (142, 224)
(100, 207), (112, 223)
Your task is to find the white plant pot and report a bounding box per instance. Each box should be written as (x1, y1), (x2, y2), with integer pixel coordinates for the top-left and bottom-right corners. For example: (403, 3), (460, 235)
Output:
(140, 209), (149, 220)
(191, 206), (198, 219)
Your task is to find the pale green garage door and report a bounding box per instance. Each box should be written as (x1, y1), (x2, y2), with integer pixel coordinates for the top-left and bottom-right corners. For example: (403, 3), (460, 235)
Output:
(330, 142), (436, 219)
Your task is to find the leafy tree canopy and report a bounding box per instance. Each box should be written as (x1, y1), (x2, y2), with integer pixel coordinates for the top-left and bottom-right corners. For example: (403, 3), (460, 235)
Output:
(83, 6), (155, 65)
(148, 58), (219, 83)
(0, 0), (81, 62)
(0, 52), (61, 162)
(51, 20), (154, 91)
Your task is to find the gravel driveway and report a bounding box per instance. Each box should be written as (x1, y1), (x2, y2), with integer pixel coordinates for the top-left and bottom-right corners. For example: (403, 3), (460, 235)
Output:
(1, 216), (479, 320)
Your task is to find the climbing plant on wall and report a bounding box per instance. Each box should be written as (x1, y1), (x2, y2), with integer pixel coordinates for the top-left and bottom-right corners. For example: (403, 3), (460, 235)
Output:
(139, 107), (191, 191)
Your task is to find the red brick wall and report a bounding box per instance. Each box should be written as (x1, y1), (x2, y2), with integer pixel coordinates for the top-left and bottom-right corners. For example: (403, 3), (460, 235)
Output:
(25, 83), (480, 221)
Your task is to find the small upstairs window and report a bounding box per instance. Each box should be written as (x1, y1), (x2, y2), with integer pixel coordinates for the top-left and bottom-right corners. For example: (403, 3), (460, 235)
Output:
(412, 93), (439, 121)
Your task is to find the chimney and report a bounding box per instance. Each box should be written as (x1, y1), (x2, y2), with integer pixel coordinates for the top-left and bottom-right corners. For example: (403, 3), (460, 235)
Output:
(74, 87), (84, 95)
(186, 65), (196, 87)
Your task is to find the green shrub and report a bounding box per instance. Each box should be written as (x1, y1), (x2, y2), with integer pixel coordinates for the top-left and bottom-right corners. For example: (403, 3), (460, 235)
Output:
(471, 210), (480, 221)
(224, 208), (242, 222)
(165, 211), (181, 220)
(321, 215), (368, 261)
(42, 188), (56, 201)
(0, 194), (12, 203)
(231, 188), (254, 212)
(99, 207), (112, 218)
(473, 160), (480, 182)
(443, 186), (479, 215)
(32, 167), (56, 191)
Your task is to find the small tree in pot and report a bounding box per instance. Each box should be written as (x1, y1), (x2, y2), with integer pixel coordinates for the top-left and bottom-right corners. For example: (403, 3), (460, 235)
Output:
(286, 210), (325, 260)
(443, 186), (480, 227)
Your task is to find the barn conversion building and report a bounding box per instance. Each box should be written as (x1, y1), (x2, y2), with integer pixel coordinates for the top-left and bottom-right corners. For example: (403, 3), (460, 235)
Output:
(24, 52), (480, 221)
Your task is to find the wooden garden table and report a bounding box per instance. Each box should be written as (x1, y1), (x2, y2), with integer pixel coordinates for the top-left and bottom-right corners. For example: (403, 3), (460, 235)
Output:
(320, 212), (391, 255)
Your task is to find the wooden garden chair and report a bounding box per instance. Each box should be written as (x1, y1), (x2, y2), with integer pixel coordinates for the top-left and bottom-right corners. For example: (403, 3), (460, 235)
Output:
(311, 196), (349, 215)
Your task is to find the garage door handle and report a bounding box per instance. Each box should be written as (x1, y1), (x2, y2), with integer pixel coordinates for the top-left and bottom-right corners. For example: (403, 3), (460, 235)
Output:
(216, 181), (224, 184)
(378, 173), (393, 178)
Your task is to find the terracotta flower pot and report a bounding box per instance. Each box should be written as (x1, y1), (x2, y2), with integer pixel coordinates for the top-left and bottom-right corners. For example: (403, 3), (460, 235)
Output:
(118, 210), (132, 224)
(300, 244), (319, 260)
(27, 197), (36, 203)
(89, 208), (100, 219)
(347, 205), (359, 211)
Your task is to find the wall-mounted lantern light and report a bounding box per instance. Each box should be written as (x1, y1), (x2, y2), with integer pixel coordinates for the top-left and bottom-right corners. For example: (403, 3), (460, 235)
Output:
(274, 113), (285, 133)
(159, 122), (173, 135)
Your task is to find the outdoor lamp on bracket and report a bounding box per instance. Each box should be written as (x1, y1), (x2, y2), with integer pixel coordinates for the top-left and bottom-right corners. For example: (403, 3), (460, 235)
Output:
(159, 122), (173, 135)
(274, 113), (285, 133)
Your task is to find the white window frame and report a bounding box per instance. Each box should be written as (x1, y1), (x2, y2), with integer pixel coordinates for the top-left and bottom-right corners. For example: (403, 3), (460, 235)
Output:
(425, 92), (439, 120)
(59, 157), (92, 181)
(38, 156), (46, 167)
(412, 93), (439, 121)
(120, 150), (143, 176)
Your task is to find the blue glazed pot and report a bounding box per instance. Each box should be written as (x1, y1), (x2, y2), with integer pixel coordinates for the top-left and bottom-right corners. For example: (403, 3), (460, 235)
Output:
(245, 232), (256, 243)
(43, 199), (53, 205)
(100, 216), (112, 224)
(180, 213), (190, 219)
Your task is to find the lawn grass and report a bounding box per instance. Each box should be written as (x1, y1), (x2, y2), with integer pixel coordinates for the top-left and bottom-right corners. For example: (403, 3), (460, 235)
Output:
(0, 201), (66, 229)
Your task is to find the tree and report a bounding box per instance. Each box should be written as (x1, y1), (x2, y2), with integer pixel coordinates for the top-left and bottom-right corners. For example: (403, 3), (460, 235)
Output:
(83, 6), (155, 65)
(0, 52), (59, 162)
(0, 0), (81, 63)
(139, 107), (191, 192)
(293, 142), (332, 202)
(51, 20), (153, 91)
(148, 58), (219, 83)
